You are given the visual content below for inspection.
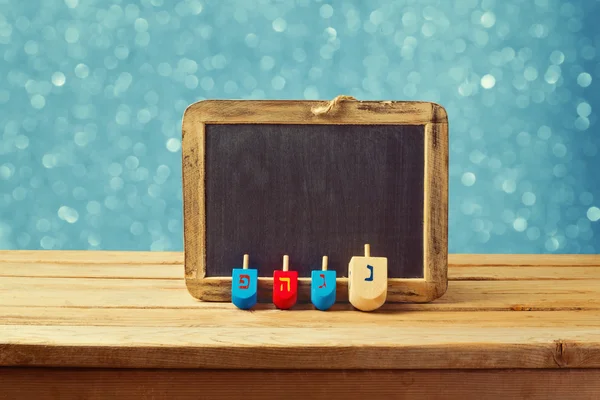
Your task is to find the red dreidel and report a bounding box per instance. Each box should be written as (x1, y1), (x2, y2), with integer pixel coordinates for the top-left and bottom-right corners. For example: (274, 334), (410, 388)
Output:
(273, 255), (298, 309)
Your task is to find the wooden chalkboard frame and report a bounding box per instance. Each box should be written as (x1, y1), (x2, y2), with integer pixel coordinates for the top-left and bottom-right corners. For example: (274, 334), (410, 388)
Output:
(182, 100), (448, 303)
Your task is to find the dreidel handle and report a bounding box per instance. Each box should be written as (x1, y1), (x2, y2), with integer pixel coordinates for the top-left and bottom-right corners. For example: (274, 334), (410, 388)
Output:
(283, 255), (289, 271)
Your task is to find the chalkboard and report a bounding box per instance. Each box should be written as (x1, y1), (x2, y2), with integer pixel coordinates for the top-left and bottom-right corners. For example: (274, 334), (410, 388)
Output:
(205, 124), (424, 278)
(182, 100), (448, 303)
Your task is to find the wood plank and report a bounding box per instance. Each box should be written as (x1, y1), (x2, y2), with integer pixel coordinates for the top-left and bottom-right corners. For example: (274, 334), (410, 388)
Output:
(1, 325), (599, 369)
(182, 106), (204, 281)
(423, 122), (449, 300)
(0, 250), (183, 265)
(0, 262), (181, 279)
(0, 276), (193, 308)
(435, 280), (600, 311)
(1, 253), (599, 280)
(2, 251), (600, 372)
(0, 307), (598, 328)
(2, 368), (600, 400)
(184, 100), (446, 125)
(449, 254), (600, 266)
(1, 276), (599, 311)
(449, 266), (600, 280)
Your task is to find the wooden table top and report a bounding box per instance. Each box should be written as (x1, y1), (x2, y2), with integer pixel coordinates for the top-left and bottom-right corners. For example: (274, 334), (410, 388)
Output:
(1, 251), (600, 370)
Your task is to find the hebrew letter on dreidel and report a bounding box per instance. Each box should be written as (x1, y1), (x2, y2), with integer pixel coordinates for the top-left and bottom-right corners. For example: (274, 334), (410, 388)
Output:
(280, 277), (291, 291)
(318, 273), (327, 289)
(239, 274), (250, 289)
(365, 265), (374, 281)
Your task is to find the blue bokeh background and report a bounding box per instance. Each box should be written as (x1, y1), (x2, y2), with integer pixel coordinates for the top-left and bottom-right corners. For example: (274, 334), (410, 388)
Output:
(0, 0), (598, 253)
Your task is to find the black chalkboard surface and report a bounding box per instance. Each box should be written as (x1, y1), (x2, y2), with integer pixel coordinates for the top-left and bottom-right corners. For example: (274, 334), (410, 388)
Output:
(205, 124), (424, 278)
(183, 99), (448, 303)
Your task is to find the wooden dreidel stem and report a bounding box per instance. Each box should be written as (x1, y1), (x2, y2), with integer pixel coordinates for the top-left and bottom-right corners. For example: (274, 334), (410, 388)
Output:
(231, 254), (258, 310)
(348, 244), (388, 311)
(311, 256), (336, 311)
(273, 255), (298, 310)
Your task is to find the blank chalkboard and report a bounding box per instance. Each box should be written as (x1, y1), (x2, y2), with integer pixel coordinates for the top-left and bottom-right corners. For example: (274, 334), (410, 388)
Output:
(182, 100), (448, 303)
(205, 124), (424, 278)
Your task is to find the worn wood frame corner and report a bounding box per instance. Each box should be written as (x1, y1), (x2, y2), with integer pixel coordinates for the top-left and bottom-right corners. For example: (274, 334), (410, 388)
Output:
(182, 100), (448, 303)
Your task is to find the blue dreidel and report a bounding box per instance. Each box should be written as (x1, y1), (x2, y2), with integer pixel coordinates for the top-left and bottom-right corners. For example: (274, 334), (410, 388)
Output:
(311, 256), (336, 311)
(232, 254), (258, 310)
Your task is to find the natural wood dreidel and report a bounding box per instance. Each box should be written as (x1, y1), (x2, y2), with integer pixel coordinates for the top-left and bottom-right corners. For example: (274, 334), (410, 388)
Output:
(311, 256), (336, 311)
(231, 254), (257, 310)
(348, 244), (388, 311)
(273, 255), (298, 309)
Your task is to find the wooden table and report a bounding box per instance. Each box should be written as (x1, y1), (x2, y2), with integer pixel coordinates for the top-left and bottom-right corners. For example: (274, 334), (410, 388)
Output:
(1, 252), (600, 399)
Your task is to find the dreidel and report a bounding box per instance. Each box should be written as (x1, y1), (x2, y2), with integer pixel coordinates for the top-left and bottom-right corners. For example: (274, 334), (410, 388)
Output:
(273, 255), (298, 309)
(348, 244), (388, 311)
(231, 254), (258, 310)
(311, 256), (336, 311)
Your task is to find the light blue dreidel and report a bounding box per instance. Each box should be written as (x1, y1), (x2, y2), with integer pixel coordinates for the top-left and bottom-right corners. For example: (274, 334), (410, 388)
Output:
(311, 256), (336, 311)
(232, 254), (258, 310)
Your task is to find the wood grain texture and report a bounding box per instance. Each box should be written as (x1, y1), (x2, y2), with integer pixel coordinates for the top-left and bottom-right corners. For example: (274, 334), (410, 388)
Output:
(3, 275), (600, 311)
(182, 105), (205, 280)
(449, 266), (600, 280)
(2, 253), (595, 279)
(184, 100), (448, 125)
(3, 263), (597, 281)
(2, 307), (600, 328)
(2, 368), (600, 400)
(1, 252), (600, 370)
(449, 254), (600, 266)
(0, 262), (180, 279)
(2, 325), (600, 369)
(423, 122), (448, 300)
(182, 100), (449, 303)
(0, 250), (183, 264)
